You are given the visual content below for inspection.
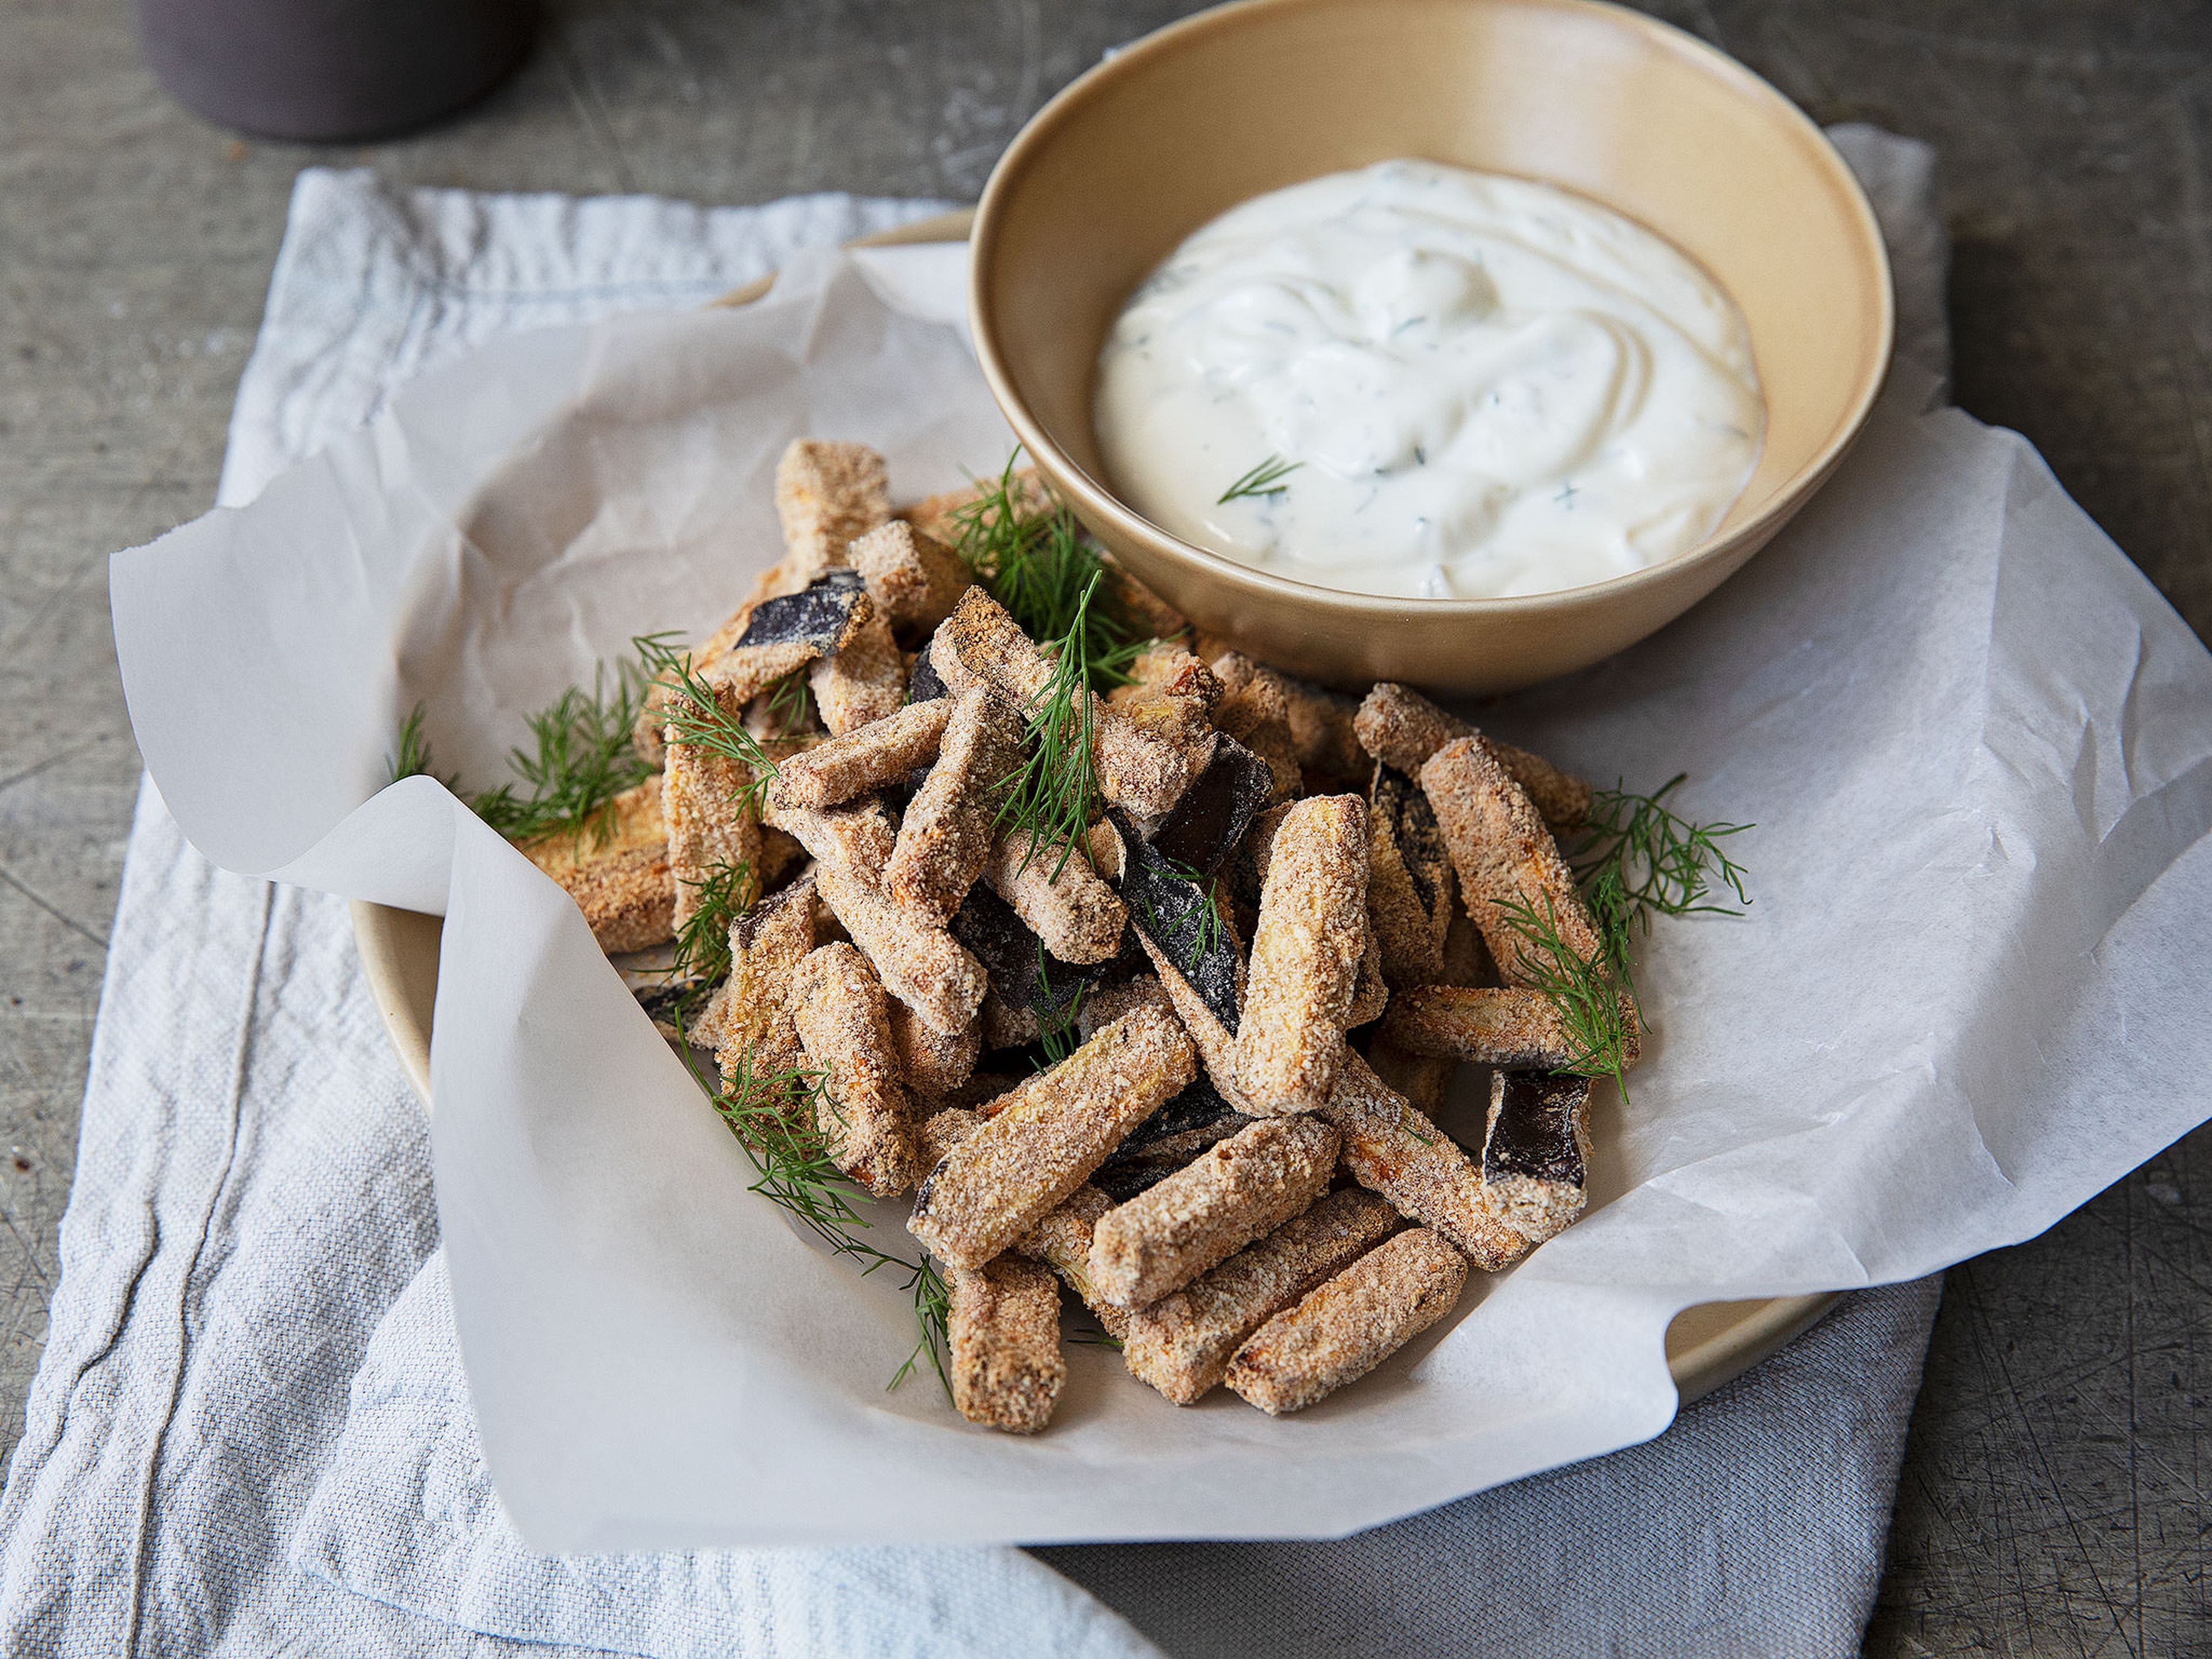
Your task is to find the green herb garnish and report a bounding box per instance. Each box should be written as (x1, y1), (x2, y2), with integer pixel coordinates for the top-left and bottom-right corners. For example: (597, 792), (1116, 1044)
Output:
(467, 660), (658, 847)
(1493, 890), (1636, 1103)
(1217, 454), (1302, 504)
(385, 702), (456, 789)
(949, 450), (1140, 695)
(670, 858), (757, 987)
(1570, 775), (1752, 952)
(1033, 943), (1088, 1067)
(995, 573), (1128, 880)
(700, 1046), (951, 1399)
(631, 632), (781, 814)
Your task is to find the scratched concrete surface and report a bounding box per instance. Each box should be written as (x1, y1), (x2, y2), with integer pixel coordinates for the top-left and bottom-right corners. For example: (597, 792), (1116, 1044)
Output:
(0, 2), (2203, 1652)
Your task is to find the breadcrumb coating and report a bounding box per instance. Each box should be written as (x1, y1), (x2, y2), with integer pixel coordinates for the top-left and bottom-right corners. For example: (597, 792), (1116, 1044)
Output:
(906, 1005), (1196, 1269)
(1088, 1115), (1340, 1309)
(983, 829), (1130, 965)
(1356, 683), (1591, 831)
(1014, 1183), (1128, 1337)
(847, 520), (972, 634)
(884, 683), (1024, 922)
(1225, 1227), (1467, 1415)
(768, 696), (950, 812)
(949, 1257), (1066, 1434)
(890, 998), (980, 1100)
(1233, 795), (1369, 1114)
(1381, 986), (1580, 1069)
(813, 863), (988, 1037)
(662, 735), (762, 937)
(714, 876), (819, 1086)
(775, 438), (891, 579)
(1122, 1187), (1399, 1404)
(517, 778), (673, 953)
(808, 607), (907, 736)
(790, 942), (919, 1198)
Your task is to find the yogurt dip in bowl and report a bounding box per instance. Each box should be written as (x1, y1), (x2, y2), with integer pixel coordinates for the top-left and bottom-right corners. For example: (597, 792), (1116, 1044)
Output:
(968, 0), (1893, 692)
(1094, 159), (1767, 601)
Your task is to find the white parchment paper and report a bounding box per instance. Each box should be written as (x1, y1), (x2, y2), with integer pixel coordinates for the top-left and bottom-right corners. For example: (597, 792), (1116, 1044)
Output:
(112, 244), (2212, 1551)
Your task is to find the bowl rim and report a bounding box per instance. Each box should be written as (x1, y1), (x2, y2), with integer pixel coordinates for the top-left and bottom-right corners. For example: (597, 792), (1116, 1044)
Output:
(967, 0), (1897, 618)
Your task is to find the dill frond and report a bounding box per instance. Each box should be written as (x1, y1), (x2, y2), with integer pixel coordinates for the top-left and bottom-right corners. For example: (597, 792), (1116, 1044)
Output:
(995, 574), (1112, 880)
(1128, 851), (1224, 977)
(670, 858), (757, 986)
(1571, 775), (1751, 953)
(467, 661), (657, 847)
(1217, 454), (1302, 504)
(631, 632), (781, 813)
(1033, 944), (1088, 1067)
(760, 669), (813, 734)
(699, 1045), (951, 1399)
(1492, 891), (1635, 1102)
(385, 702), (456, 789)
(949, 450), (1141, 694)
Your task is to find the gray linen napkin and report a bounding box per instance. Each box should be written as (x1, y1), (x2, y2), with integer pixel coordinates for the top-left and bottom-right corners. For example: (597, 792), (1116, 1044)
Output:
(0, 132), (1949, 1657)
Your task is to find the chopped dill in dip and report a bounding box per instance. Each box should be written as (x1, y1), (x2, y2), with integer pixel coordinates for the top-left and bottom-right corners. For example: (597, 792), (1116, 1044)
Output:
(1093, 158), (1766, 600)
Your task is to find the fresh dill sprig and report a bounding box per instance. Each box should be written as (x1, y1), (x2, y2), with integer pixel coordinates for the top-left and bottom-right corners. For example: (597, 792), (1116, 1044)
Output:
(632, 632), (781, 813)
(1033, 944), (1088, 1067)
(1217, 454), (1302, 504)
(759, 669), (813, 734)
(1492, 891), (1635, 1103)
(995, 573), (1115, 880)
(670, 858), (756, 987)
(1129, 853), (1225, 976)
(385, 702), (456, 789)
(468, 661), (657, 847)
(949, 450), (1141, 694)
(1569, 775), (1752, 954)
(699, 1046), (951, 1398)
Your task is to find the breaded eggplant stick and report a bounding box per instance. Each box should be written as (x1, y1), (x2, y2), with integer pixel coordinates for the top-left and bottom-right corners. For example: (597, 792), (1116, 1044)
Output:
(1356, 682), (1591, 831)
(917, 1104), (981, 1166)
(762, 796), (897, 886)
(884, 683), (1025, 922)
(891, 999), (980, 1100)
(930, 588), (1191, 817)
(846, 520), (972, 634)
(1122, 1187), (1399, 1404)
(1016, 1183), (1129, 1338)
(1107, 643), (1221, 770)
(1346, 922), (1388, 1029)
(662, 735), (762, 937)
(809, 608), (907, 736)
(983, 829), (1130, 965)
(517, 778), (672, 953)
(1483, 1070), (1593, 1244)
(900, 465), (1056, 548)
(813, 863), (988, 1036)
(1363, 1032), (1456, 1118)
(1367, 794), (1447, 990)
(1089, 1115), (1340, 1309)
(1381, 986), (1586, 1070)
(1075, 974), (1173, 1042)
(714, 876), (820, 1086)
(907, 1005), (1196, 1270)
(1133, 927), (1257, 1117)
(1233, 795), (1370, 1115)
(776, 438), (891, 582)
(768, 696), (950, 812)
(1099, 549), (1190, 641)
(790, 942), (919, 1198)
(1213, 654), (1366, 789)
(1420, 738), (1608, 988)
(1207, 654), (1301, 802)
(948, 1256), (1066, 1434)
(1316, 1050), (1531, 1270)
(1225, 1227), (1467, 1415)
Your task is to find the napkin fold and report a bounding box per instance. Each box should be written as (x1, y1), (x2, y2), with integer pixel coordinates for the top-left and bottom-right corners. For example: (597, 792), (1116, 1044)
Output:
(0, 132), (2081, 1655)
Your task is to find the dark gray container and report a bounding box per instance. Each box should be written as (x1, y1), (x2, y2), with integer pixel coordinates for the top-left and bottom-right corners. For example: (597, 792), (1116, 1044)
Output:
(138, 0), (536, 143)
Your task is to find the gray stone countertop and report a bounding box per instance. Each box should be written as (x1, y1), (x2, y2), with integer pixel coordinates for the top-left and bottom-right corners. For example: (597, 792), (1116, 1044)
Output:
(0, 1), (2203, 1652)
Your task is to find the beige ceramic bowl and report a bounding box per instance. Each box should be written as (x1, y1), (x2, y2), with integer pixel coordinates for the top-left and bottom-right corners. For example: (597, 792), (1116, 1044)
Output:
(969, 0), (1893, 692)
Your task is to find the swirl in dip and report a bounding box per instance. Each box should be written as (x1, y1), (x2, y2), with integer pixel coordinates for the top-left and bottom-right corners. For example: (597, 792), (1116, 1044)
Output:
(1093, 159), (1766, 600)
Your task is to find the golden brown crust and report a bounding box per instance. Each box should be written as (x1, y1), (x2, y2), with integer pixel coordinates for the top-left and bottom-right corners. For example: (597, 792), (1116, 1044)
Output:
(714, 876), (819, 1086)
(1367, 797), (1447, 990)
(775, 438), (891, 578)
(891, 998), (981, 1100)
(1315, 1048), (1532, 1270)
(917, 1105), (982, 1167)
(1088, 1115), (1340, 1309)
(1121, 1187), (1400, 1404)
(662, 734), (762, 936)
(761, 797), (897, 885)
(899, 467), (1056, 548)
(1380, 986), (1578, 1069)
(1233, 795), (1369, 1115)
(1225, 1227), (1467, 1415)
(982, 830), (1130, 965)
(1419, 738), (1606, 988)
(1355, 683), (1591, 830)
(1075, 974), (1173, 1043)
(1014, 1183), (1128, 1336)
(1209, 654), (1302, 802)
(767, 696), (950, 812)
(1106, 643), (1220, 770)
(517, 779), (674, 953)
(906, 1005), (1196, 1270)
(949, 1256), (1066, 1434)
(808, 608), (907, 736)
(884, 683), (1024, 922)
(846, 520), (972, 634)
(791, 942), (919, 1197)
(813, 863), (988, 1037)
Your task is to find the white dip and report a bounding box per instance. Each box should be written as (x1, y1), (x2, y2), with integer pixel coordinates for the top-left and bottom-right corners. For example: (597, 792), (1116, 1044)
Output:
(1093, 159), (1766, 600)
